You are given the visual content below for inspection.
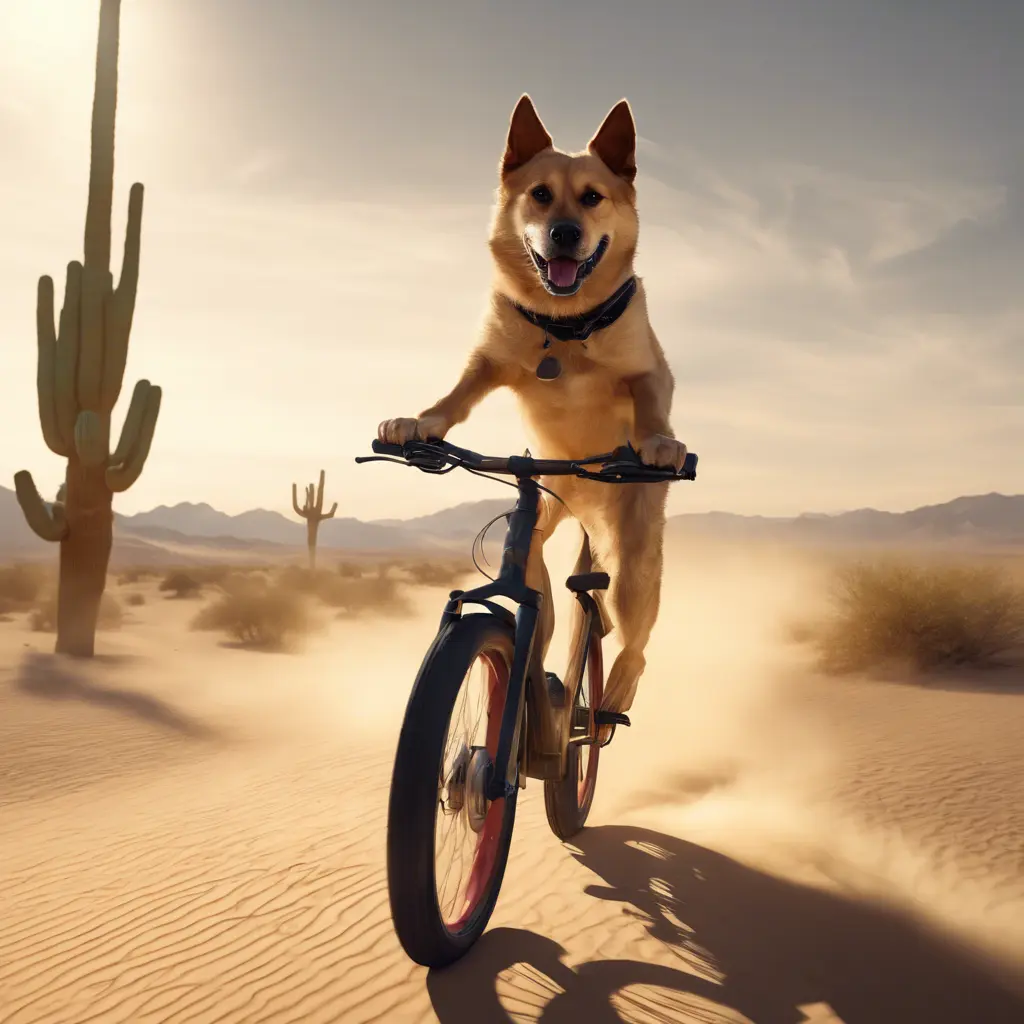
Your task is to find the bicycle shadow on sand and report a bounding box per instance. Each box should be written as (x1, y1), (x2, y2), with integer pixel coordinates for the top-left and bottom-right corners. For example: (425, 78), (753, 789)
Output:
(427, 825), (1024, 1024)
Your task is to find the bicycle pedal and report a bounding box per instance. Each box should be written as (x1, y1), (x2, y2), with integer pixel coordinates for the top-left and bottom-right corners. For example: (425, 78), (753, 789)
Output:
(546, 671), (567, 708)
(565, 571), (610, 593)
(593, 710), (631, 728)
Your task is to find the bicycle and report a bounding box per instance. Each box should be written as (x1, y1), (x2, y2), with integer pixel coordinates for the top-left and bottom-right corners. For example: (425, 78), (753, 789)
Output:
(356, 437), (698, 968)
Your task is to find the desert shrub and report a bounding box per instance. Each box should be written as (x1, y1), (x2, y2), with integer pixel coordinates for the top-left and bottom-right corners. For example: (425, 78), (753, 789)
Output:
(277, 564), (411, 618)
(191, 581), (311, 650)
(0, 563), (48, 608)
(401, 559), (472, 589)
(222, 567), (273, 592)
(159, 571), (203, 599)
(319, 573), (409, 618)
(801, 559), (1024, 675)
(30, 591), (124, 633)
(117, 566), (158, 585)
(277, 564), (321, 594)
(127, 592), (146, 607)
(190, 564), (242, 586)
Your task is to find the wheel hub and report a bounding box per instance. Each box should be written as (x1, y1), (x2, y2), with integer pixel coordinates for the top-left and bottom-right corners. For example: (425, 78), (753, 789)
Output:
(443, 744), (492, 834)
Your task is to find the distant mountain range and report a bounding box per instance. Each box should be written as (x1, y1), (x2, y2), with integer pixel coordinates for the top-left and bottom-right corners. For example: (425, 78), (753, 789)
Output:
(0, 483), (1021, 566)
(669, 492), (1024, 547)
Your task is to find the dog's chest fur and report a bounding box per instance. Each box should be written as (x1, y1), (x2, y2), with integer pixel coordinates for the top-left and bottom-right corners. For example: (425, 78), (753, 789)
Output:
(496, 313), (651, 457)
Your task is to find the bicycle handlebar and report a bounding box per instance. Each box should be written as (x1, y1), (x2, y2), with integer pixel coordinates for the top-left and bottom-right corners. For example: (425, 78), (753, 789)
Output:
(357, 437), (698, 483)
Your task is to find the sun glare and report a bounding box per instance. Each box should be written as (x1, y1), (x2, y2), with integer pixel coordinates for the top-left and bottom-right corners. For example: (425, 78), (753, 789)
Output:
(0, 0), (102, 87)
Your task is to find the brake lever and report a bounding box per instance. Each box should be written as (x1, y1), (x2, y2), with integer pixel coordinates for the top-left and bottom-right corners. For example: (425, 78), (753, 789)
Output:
(354, 455), (411, 466)
(573, 458), (689, 483)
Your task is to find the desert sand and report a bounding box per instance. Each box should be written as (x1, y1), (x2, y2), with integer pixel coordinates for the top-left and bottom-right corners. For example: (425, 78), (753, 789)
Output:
(2, 531), (1023, 1023)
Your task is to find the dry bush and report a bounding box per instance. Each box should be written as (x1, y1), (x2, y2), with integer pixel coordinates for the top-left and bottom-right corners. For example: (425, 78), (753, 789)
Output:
(276, 564), (321, 594)
(400, 558), (472, 589)
(30, 591), (124, 633)
(127, 592), (146, 607)
(800, 559), (1024, 675)
(159, 571), (203, 599)
(191, 563), (262, 586)
(222, 567), (272, 591)
(326, 574), (412, 619)
(117, 566), (159, 585)
(191, 579), (312, 650)
(0, 563), (49, 610)
(278, 564), (412, 619)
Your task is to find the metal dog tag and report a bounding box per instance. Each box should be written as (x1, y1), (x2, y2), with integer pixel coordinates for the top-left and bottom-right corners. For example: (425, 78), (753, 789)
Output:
(536, 355), (562, 380)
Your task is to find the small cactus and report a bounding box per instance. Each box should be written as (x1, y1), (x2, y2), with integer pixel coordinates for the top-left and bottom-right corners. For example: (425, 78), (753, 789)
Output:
(14, 0), (161, 657)
(292, 470), (337, 571)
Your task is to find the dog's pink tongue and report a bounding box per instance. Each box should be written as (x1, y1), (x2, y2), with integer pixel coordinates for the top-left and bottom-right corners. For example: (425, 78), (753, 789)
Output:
(547, 258), (578, 288)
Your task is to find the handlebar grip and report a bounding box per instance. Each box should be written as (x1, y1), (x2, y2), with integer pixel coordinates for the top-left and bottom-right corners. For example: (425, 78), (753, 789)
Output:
(371, 438), (405, 457)
(681, 451), (698, 479)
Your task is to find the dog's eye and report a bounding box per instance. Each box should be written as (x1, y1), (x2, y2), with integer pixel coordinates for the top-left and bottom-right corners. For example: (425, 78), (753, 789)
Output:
(580, 189), (604, 208)
(531, 185), (553, 204)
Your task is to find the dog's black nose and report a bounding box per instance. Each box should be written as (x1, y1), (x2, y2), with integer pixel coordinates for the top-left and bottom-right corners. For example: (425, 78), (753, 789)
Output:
(549, 221), (582, 249)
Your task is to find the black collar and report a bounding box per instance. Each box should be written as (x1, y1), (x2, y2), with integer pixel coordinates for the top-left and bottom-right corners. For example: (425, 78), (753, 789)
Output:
(510, 276), (637, 343)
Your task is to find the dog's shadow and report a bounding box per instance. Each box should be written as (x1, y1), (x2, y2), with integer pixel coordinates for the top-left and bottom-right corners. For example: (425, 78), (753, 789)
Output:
(15, 650), (217, 739)
(427, 825), (1024, 1024)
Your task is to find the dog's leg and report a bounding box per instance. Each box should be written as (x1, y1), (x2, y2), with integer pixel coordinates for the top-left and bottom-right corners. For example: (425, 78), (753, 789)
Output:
(627, 354), (688, 472)
(378, 349), (506, 444)
(563, 528), (610, 701)
(591, 482), (669, 726)
(524, 488), (567, 666)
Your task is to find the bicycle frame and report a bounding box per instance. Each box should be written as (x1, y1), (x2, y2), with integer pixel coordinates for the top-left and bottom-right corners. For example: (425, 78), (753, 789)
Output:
(359, 438), (698, 803)
(437, 473), (597, 800)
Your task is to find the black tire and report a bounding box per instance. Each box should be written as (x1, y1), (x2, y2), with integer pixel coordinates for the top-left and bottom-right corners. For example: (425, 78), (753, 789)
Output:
(387, 613), (518, 968)
(544, 629), (603, 840)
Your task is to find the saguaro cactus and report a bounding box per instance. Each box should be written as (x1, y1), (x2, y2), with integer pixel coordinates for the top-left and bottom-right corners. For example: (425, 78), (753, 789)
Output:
(292, 470), (337, 571)
(14, 0), (161, 658)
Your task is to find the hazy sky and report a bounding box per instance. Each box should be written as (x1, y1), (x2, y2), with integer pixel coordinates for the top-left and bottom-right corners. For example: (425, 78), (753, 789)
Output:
(1, 0), (1022, 520)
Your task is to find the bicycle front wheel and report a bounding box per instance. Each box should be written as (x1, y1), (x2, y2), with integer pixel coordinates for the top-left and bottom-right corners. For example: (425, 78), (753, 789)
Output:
(386, 613), (518, 968)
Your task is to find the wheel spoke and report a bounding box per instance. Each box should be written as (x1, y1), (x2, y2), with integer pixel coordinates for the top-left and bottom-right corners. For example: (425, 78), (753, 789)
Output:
(433, 645), (510, 930)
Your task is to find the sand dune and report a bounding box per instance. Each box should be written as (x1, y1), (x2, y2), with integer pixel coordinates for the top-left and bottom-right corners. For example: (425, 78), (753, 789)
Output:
(1, 536), (1023, 1023)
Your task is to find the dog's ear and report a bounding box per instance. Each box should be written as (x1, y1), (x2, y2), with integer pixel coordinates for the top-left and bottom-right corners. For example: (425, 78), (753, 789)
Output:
(588, 100), (637, 183)
(501, 95), (553, 177)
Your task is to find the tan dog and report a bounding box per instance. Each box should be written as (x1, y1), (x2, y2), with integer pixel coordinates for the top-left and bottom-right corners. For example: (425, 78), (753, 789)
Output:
(379, 95), (686, 722)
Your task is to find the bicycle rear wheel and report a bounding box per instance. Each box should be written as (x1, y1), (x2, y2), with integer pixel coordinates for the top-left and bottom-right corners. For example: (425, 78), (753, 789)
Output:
(544, 629), (603, 840)
(387, 613), (518, 968)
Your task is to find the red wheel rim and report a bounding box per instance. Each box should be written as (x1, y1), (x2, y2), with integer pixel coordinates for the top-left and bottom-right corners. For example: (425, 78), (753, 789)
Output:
(578, 634), (602, 806)
(436, 647), (510, 932)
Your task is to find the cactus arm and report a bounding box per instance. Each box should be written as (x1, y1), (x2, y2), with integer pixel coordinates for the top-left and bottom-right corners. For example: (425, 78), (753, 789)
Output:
(101, 182), (143, 411)
(54, 261), (82, 448)
(316, 469), (326, 512)
(292, 483), (305, 517)
(36, 275), (68, 457)
(14, 470), (68, 542)
(105, 383), (160, 493)
(74, 410), (108, 467)
(324, 502), (338, 520)
(306, 484), (315, 510)
(108, 379), (150, 466)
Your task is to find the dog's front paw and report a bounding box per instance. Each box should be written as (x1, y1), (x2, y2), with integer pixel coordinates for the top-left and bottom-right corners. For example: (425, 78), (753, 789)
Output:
(637, 434), (688, 472)
(377, 414), (449, 445)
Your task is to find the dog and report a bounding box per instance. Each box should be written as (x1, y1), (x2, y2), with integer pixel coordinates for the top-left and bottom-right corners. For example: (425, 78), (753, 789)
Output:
(378, 94), (686, 730)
